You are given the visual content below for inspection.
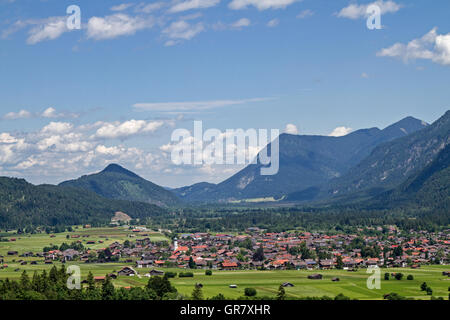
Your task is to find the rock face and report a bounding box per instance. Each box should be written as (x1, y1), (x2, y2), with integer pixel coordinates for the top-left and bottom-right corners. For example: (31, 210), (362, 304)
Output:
(111, 211), (132, 223)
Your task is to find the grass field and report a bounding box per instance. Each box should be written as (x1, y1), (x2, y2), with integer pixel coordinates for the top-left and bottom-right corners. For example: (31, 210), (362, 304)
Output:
(1, 228), (449, 300)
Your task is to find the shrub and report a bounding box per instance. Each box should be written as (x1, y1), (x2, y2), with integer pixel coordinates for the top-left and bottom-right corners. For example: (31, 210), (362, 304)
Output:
(179, 272), (194, 278)
(406, 275), (414, 280)
(384, 273), (389, 280)
(426, 287), (433, 296)
(244, 288), (257, 297)
(394, 273), (403, 280)
(165, 271), (177, 278)
(205, 270), (212, 276)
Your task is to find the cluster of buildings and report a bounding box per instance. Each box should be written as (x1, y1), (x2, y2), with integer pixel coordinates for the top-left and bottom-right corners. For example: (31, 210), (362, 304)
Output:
(2, 227), (448, 272)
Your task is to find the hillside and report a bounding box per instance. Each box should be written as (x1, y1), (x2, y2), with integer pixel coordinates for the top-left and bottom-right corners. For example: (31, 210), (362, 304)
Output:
(321, 110), (449, 200)
(0, 177), (166, 229)
(174, 116), (428, 202)
(60, 164), (180, 207)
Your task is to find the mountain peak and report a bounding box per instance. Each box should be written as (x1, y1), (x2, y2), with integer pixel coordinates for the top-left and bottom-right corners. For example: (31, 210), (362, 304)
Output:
(382, 116), (428, 136)
(101, 164), (139, 178)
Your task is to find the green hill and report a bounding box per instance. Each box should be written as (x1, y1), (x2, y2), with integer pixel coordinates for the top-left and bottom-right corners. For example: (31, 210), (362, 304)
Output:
(0, 177), (166, 229)
(59, 164), (180, 207)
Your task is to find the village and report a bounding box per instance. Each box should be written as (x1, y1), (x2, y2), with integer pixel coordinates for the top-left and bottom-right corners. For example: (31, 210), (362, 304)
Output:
(2, 226), (448, 277)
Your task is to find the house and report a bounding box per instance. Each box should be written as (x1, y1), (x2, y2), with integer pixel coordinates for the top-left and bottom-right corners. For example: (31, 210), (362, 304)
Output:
(282, 282), (294, 287)
(221, 261), (238, 270)
(149, 269), (165, 276)
(307, 274), (323, 280)
(319, 259), (334, 269)
(94, 276), (106, 282)
(118, 266), (138, 276)
(136, 260), (153, 268)
(7, 251), (18, 256)
(332, 277), (340, 282)
(229, 285), (238, 288)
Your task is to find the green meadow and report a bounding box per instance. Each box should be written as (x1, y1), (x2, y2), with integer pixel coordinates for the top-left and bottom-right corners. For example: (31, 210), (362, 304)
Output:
(1, 228), (449, 300)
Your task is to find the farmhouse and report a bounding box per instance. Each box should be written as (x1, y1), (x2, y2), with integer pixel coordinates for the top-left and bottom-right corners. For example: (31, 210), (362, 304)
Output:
(308, 274), (323, 280)
(118, 266), (138, 276)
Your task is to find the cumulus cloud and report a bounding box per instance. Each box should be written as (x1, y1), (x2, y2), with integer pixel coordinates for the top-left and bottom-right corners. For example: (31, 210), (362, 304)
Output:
(3, 110), (32, 120)
(134, 97), (272, 112)
(284, 124), (298, 135)
(229, 0), (299, 10)
(87, 14), (154, 40)
(169, 0), (220, 13)
(329, 126), (353, 137)
(2, 108), (79, 120)
(337, 0), (401, 20)
(92, 120), (164, 139)
(377, 27), (450, 66)
(0, 118), (170, 183)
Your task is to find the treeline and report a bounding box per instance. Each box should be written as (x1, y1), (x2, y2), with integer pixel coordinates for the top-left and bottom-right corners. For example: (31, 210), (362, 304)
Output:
(147, 206), (450, 233)
(0, 177), (166, 229)
(0, 265), (179, 300)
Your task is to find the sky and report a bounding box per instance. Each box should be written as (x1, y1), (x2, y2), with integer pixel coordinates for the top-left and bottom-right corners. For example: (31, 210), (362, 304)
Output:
(0, 0), (449, 187)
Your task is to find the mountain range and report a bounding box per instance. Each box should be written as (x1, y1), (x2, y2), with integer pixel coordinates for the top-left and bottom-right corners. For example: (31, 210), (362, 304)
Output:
(174, 116), (430, 203)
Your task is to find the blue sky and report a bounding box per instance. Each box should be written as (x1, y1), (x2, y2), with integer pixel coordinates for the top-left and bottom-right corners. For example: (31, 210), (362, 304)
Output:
(0, 0), (449, 187)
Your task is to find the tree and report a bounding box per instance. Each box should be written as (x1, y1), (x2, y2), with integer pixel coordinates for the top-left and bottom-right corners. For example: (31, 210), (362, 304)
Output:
(146, 276), (177, 299)
(407, 275), (414, 280)
(276, 285), (286, 300)
(420, 282), (428, 291)
(426, 287), (433, 295)
(101, 275), (115, 300)
(188, 257), (197, 269)
(384, 273), (390, 280)
(336, 255), (343, 270)
(394, 273), (403, 280)
(244, 288), (257, 297)
(191, 285), (204, 300)
(205, 270), (212, 276)
(252, 246), (265, 262)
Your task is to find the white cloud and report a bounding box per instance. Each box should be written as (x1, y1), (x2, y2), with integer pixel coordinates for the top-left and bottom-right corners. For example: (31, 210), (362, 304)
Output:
(284, 124), (298, 135)
(134, 97), (272, 111)
(162, 20), (205, 45)
(135, 2), (166, 13)
(169, 0), (220, 13)
(377, 27), (450, 66)
(296, 9), (314, 19)
(231, 18), (251, 28)
(267, 18), (279, 27)
(337, 0), (401, 20)
(27, 16), (69, 45)
(2, 108), (79, 120)
(92, 120), (164, 139)
(361, 72), (369, 78)
(3, 109), (32, 120)
(87, 14), (154, 40)
(110, 3), (135, 11)
(329, 126), (353, 137)
(229, 0), (299, 10)
(41, 122), (74, 134)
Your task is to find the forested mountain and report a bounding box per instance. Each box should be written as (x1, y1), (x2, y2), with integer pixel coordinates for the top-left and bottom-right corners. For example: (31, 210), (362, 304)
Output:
(60, 164), (180, 207)
(375, 143), (450, 210)
(321, 110), (449, 200)
(0, 177), (166, 229)
(174, 116), (428, 202)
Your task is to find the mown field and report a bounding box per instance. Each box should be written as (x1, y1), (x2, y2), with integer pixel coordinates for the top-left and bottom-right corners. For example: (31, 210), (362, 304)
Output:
(1, 228), (449, 300)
